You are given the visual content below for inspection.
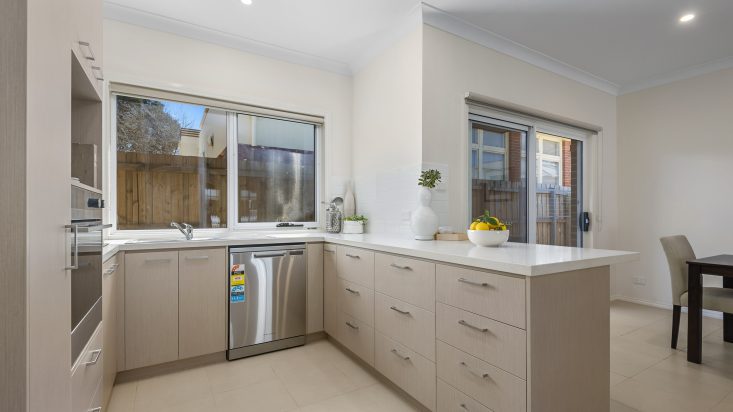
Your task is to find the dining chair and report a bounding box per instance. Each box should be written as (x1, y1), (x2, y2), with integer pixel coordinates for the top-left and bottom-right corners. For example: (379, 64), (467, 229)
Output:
(660, 235), (733, 349)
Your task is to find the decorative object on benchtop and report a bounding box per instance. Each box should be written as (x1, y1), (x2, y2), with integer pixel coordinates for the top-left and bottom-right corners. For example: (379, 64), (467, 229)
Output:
(411, 169), (442, 240)
(467, 210), (510, 247)
(343, 181), (355, 218)
(343, 215), (368, 234)
(325, 197), (343, 233)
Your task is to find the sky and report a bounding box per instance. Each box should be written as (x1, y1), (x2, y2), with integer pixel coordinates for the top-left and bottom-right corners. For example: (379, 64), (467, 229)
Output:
(162, 100), (205, 130)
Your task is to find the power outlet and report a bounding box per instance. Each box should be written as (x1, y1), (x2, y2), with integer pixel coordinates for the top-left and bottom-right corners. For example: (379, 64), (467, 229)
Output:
(632, 276), (647, 286)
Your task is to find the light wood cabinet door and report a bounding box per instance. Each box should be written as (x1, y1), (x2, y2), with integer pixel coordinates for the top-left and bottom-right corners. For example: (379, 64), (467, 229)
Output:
(125, 251), (179, 369)
(178, 248), (226, 359)
(323, 244), (339, 337)
(306, 243), (324, 334)
(101, 254), (120, 407)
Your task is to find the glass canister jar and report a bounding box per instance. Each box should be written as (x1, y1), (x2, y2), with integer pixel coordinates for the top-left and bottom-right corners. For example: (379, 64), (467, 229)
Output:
(325, 202), (342, 233)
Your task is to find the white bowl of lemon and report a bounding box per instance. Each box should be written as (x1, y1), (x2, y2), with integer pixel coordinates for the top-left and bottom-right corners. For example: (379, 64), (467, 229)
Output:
(467, 212), (509, 247)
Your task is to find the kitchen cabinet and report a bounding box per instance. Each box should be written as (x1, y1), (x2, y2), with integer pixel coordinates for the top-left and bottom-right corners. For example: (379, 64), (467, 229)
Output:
(306, 243), (324, 334)
(124, 251), (179, 370)
(101, 253), (123, 408)
(70, 0), (103, 99)
(323, 244), (338, 337)
(179, 248), (227, 359)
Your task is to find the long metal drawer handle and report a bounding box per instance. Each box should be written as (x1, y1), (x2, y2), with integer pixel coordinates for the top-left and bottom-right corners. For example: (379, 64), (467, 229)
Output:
(345, 321), (359, 330)
(78, 41), (96, 61)
(390, 348), (410, 361)
(390, 306), (411, 316)
(458, 278), (491, 288)
(185, 256), (209, 261)
(88, 408), (102, 412)
(390, 263), (412, 271)
(345, 287), (360, 295)
(458, 320), (490, 333)
(460, 361), (489, 379)
(324, 249), (336, 254)
(65, 224), (79, 270)
(145, 258), (172, 263)
(104, 263), (119, 276)
(84, 349), (102, 366)
(253, 252), (287, 259)
(345, 253), (361, 259)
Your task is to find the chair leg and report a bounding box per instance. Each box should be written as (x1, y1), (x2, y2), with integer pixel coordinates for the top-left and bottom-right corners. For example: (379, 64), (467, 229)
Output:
(671, 305), (681, 349)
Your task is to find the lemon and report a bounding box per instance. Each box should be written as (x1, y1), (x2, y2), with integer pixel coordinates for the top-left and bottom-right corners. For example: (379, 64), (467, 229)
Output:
(469, 221), (479, 230)
(475, 222), (490, 231)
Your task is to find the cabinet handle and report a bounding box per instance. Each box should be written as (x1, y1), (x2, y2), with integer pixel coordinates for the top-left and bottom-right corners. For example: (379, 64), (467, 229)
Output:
(87, 408), (102, 412)
(90, 65), (104, 81)
(458, 278), (491, 288)
(390, 263), (412, 271)
(390, 348), (410, 361)
(185, 256), (209, 261)
(84, 349), (102, 366)
(145, 258), (172, 263)
(345, 253), (360, 259)
(458, 319), (490, 333)
(324, 249), (335, 254)
(345, 321), (359, 330)
(65, 224), (79, 270)
(390, 306), (411, 316)
(78, 41), (96, 61)
(104, 263), (119, 276)
(345, 287), (360, 295)
(460, 361), (489, 379)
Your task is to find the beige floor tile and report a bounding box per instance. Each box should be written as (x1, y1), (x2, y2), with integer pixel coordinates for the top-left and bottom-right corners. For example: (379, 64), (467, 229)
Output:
(107, 381), (137, 412)
(611, 376), (722, 412)
(331, 355), (380, 389)
(611, 301), (669, 327)
(610, 399), (639, 412)
(133, 367), (213, 412)
(214, 379), (298, 412)
(205, 356), (278, 394)
(610, 335), (674, 377)
(296, 384), (421, 412)
(273, 359), (357, 406)
(610, 372), (628, 386)
(711, 390), (733, 412)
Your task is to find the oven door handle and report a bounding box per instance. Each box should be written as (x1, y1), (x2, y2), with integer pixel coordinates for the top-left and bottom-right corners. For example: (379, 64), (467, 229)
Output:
(65, 224), (80, 270)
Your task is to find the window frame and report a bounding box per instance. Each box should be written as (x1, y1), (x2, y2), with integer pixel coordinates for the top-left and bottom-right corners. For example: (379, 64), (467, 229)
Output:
(536, 134), (564, 186)
(107, 85), (324, 235)
(470, 127), (509, 181)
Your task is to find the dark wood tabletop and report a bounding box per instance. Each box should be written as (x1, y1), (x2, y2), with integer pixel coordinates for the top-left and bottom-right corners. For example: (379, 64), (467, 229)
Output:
(687, 254), (733, 267)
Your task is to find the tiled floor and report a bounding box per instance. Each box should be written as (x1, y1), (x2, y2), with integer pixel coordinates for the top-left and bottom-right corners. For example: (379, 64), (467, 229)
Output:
(108, 301), (733, 412)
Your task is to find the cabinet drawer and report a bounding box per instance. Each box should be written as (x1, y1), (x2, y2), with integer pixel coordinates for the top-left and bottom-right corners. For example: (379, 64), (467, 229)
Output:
(72, 323), (103, 412)
(437, 341), (526, 412)
(324, 246), (339, 336)
(337, 246), (375, 288)
(436, 303), (526, 379)
(375, 332), (436, 411)
(337, 278), (374, 326)
(336, 312), (374, 365)
(437, 379), (491, 412)
(375, 292), (435, 361)
(436, 265), (525, 329)
(87, 378), (102, 412)
(375, 253), (435, 311)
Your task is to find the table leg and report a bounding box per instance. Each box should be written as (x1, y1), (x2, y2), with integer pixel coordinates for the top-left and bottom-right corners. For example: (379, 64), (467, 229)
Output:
(687, 264), (703, 363)
(724, 277), (733, 343)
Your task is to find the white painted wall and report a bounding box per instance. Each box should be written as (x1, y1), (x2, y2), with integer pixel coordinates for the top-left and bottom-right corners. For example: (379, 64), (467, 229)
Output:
(421, 25), (619, 253)
(103, 19), (353, 202)
(352, 27), (423, 234)
(616, 68), (733, 306)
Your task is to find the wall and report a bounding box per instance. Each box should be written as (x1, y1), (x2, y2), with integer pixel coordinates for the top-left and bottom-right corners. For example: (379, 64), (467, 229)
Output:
(421, 25), (619, 253)
(0, 0), (27, 410)
(616, 68), (733, 306)
(352, 27), (423, 234)
(103, 20), (353, 211)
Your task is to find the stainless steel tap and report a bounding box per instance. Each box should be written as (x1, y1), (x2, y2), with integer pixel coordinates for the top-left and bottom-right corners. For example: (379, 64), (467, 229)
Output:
(171, 222), (194, 240)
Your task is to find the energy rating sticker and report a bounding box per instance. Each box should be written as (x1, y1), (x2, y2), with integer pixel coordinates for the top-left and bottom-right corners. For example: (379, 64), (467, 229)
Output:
(230, 285), (245, 303)
(230, 274), (245, 286)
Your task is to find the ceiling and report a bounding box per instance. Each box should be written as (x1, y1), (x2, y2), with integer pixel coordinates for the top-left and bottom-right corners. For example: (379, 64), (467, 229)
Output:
(105, 0), (733, 94)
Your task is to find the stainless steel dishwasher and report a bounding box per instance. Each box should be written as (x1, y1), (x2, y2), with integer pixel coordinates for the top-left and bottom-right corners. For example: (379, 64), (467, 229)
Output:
(227, 243), (307, 360)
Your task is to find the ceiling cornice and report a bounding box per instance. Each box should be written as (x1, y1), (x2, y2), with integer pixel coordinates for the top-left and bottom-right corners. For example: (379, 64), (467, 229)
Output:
(421, 2), (620, 96)
(619, 55), (733, 95)
(103, 1), (352, 76)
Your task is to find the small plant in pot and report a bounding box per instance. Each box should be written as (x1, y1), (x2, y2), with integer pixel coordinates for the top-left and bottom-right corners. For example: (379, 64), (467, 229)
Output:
(411, 169), (442, 240)
(343, 215), (368, 234)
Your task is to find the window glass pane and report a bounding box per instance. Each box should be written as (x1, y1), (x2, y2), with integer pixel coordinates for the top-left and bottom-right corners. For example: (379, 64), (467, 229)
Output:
(483, 131), (505, 148)
(471, 128), (479, 144)
(237, 114), (316, 223)
(115, 95), (227, 229)
(542, 140), (560, 156)
(541, 160), (559, 185)
(470, 122), (527, 243)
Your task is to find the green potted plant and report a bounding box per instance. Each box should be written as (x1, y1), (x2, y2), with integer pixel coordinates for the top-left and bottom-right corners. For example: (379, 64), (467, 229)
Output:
(343, 215), (368, 234)
(411, 169), (442, 240)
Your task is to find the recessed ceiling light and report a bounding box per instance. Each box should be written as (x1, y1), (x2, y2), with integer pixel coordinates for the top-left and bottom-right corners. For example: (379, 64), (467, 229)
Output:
(679, 13), (695, 23)
(241, 0), (252, 5)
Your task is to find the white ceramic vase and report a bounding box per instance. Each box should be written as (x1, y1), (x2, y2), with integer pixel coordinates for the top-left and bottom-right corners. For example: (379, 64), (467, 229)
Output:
(410, 187), (439, 240)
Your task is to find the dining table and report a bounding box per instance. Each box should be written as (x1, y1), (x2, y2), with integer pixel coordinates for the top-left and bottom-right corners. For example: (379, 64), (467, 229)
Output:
(686, 254), (733, 363)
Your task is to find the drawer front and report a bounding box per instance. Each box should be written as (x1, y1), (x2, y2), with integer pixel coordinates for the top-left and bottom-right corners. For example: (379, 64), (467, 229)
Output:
(337, 278), (374, 326)
(323, 245), (339, 336)
(72, 323), (104, 412)
(337, 246), (375, 288)
(375, 253), (435, 311)
(437, 341), (526, 412)
(436, 303), (526, 379)
(336, 312), (374, 365)
(87, 378), (102, 412)
(375, 292), (435, 361)
(375, 332), (436, 411)
(436, 265), (525, 329)
(437, 379), (491, 412)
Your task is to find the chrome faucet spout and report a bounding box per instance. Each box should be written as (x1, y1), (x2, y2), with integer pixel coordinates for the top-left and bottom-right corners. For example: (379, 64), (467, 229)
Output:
(171, 221), (194, 240)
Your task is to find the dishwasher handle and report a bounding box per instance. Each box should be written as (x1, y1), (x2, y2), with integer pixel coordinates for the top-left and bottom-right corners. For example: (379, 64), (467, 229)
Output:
(252, 252), (287, 259)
